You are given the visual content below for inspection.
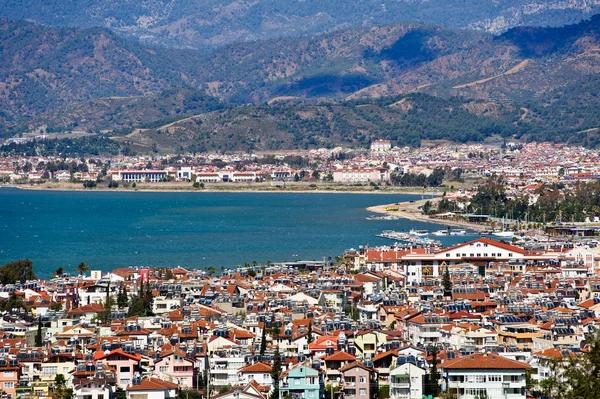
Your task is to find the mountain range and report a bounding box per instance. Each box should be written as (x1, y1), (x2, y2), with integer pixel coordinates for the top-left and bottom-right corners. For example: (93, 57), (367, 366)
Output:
(1, 0), (599, 49)
(0, 8), (600, 152)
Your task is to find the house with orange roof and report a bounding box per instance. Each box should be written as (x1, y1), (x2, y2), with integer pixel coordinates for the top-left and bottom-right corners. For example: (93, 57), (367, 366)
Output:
(237, 362), (273, 386)
(95, 349), (143, 388)
(440, 352), (530, 399)
(322, 351), (356, 383)
(126, 377), (179, 399)
(153, 344), (195, 386)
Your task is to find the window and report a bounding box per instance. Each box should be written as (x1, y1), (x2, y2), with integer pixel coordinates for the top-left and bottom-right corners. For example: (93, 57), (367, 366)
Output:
(4, 382), (13, 389)
(294, 379), (300, 385)
(308, 392), (315, 398)
(120, 366), (130, 373)
(446, 254), (451, 257)
(43, 366), (57, 375)
(4, 371), (13, 377)
(83, 395), (93, 399)
(359, 377), (366, 383)
(509, 253), (513, 257)
(160, 366), (169, 373)
(477, 254), (481, 257)
(475, 375), (485, 383)
(488, 375), (502, 382)
(359, 389), (367, 396)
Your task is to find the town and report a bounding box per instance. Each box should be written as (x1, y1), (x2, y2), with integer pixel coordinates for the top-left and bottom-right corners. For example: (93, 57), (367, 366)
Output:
(1, 230), (600, 399)
(3, 140), (600, 399)
(1, 140), (598, 189)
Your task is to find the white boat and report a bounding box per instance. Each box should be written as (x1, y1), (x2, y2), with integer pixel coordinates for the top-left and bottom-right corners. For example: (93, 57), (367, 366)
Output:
(450, 229), (467, 236)
(432, 229), (449, 236)
(493, 231), (515, 238)
(409, 229), (429, 236)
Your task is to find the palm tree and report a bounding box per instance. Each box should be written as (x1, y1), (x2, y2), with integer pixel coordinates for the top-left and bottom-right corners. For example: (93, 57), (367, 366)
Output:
(52, 267), (64, 278)
(77, 262), (90, 276)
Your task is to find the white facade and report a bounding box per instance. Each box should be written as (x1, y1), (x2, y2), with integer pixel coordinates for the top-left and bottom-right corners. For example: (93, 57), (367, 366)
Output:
(113, 170), (167, 182)
(371, 140), (392, 154)
(443, 368), (527, 399)
(333, 168), (390, 184)
(389, 363), (426, 399)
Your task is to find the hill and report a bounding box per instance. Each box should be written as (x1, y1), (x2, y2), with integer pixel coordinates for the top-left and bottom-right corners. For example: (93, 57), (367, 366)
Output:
(0, 0), (598, 49)
(1, 16), (600, 150)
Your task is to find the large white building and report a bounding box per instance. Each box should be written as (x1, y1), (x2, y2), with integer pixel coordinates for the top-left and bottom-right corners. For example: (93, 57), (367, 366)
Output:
(112, 170), (168, 182)
(440, 353), (530, 399)
(371, 139), (392, 154)
(332, 167), (390, 184)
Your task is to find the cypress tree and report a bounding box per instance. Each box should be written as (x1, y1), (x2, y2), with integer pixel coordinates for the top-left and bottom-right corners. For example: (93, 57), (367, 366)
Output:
(307, 321), (313, 344)
(442, 266), (452, 295)
(35, 317), (43, 347)
(270, 346), (282, 399)
(260, 324), (267, 356)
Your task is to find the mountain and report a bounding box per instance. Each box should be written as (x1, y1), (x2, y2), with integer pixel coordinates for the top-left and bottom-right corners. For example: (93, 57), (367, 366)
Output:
(1, 16), (600, 149)
(1, 0), (599, 49)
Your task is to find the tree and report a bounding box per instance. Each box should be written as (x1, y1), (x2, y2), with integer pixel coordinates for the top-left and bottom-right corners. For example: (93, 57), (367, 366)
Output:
(54, 374), (74, 399)
(35, 317), (43, 347)
(344, 305), (360, 321)
(52, 267), (64, 278)
(270, 346), (282, 399)
(539, 330), (600, 399)
(260, 325), (267, 356)
(307, 322), (313, 344)
(77, 262), (90, 276)
(164, 268), (174, 280)
(442, 265), (452, 295)
(0, 292), (24, 312)
(115, 388), (127, 399)
(206, 266), (216, 275)
(424, 346), (441, 397)
(0, 259), (37, 284)
(117, 283), (128, 308)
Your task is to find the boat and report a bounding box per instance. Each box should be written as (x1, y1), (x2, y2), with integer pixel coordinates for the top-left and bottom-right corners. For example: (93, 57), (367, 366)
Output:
(450, 229), (467, 236)
(493, 230), (515, 238)
(386, 205), (399, 211)
(432, 229), (449, 236)
(409, 229), (429, 236)
(375, 230), (440, 246)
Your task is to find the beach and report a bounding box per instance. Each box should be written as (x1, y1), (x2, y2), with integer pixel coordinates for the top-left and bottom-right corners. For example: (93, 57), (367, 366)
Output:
(5, 181), (445, 196)
(367, 197), (488, 232)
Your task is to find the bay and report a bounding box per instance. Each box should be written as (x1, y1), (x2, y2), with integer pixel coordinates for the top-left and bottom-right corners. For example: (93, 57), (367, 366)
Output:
(0, 188), (477, 278)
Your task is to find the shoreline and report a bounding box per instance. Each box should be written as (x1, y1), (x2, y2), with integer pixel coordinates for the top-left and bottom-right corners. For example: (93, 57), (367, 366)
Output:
(3, 183), (444, 196)
(367, 198), (488, 232)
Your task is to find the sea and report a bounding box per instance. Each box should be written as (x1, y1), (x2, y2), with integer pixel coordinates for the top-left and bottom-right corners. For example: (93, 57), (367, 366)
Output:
(0, 188), (479, 278)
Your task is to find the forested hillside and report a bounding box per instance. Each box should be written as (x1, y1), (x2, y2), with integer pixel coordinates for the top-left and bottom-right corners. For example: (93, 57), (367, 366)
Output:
(0, 0), (598, 48)
(1, 15), (600, 150)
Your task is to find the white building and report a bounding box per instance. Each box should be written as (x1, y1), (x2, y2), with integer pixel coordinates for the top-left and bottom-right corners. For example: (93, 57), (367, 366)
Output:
(371, 139), (392, 154)
(389, 362), (426, 399)
(332, 168), (390, 184)
(440, 353), (530, 399)
(112, 170), (167, 183)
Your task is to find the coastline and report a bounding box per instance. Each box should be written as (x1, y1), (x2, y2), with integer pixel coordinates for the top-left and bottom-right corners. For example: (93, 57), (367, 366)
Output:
(4, 182), (444, 196)
(367, 198), (487, 232)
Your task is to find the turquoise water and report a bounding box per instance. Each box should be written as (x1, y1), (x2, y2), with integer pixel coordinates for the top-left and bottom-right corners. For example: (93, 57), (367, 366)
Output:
(0, 188), (477, 278)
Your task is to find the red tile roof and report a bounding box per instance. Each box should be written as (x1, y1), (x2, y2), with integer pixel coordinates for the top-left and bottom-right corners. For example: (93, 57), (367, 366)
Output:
(441, 353), (530, 370)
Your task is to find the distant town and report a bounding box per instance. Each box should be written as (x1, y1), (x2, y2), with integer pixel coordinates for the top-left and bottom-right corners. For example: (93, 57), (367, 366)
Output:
(3, 140), (600, 399)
